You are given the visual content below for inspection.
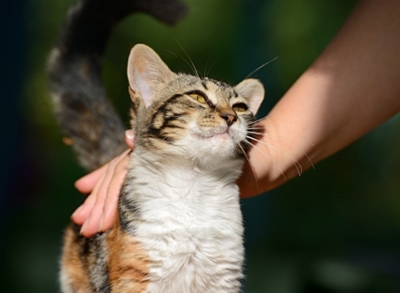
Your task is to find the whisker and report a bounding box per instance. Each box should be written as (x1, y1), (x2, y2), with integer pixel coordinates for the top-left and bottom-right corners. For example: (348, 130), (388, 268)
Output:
(173, 39), (200, 78)
(248, 124), (264, 130)
(246, 131), (265, 138)
(238, 143), (259, 188)
(203, 57), (214, 78)
(246, 123), (316, 170)
(235, 127), (264, 138)
(243, 139), (287, 180)
(264, 135), (315, 171)
(166, 49), (199, 78)
(244, 57), (278, 79)
(247, 117), (266, 125)
(246, 135), (303, 176)
(246, 130), (263, 134)
(247, 127), (265, 133)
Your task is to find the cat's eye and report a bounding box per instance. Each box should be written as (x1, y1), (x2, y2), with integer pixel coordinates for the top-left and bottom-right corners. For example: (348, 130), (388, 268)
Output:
(232, 103), (248, 112)
(189, 93), (206, 104)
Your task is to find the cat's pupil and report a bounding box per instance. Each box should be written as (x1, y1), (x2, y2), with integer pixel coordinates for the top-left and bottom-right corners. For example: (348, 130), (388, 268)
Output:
(189, 93), (206, 104)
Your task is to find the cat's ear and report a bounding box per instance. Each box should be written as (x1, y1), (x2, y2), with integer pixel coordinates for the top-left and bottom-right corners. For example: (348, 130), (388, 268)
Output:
(127, 44), (176, 108)
(234, 79), (264, 115)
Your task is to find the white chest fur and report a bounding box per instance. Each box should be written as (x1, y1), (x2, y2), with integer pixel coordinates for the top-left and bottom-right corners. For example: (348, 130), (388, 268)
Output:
(122, 153), (244, 293)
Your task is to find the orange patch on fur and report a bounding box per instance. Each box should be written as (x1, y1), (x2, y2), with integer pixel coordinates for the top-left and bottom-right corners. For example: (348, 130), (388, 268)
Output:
(60, 224), (92, 292)
(62, 137), (74, 145)
(107, 220), (150, 292)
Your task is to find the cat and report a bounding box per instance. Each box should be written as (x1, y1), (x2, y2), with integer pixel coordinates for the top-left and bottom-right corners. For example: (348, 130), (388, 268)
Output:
(47, 0), (264, 292)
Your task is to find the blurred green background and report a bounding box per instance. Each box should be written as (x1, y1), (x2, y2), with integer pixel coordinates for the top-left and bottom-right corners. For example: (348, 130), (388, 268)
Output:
(1, 0), (400, 292)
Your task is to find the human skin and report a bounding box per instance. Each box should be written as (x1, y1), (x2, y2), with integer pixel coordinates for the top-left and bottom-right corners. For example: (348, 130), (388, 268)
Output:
(73, 0), (400, 237)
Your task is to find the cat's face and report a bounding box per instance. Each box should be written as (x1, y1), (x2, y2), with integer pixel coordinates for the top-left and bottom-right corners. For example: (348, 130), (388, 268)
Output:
(127, 44), (264, 167)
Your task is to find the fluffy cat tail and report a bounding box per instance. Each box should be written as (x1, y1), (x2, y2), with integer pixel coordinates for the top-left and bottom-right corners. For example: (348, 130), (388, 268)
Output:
(47, 0), (188, 171)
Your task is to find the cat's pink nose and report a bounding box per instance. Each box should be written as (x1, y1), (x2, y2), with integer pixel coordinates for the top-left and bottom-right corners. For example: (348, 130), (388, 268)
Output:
(220, 113), (237, 127)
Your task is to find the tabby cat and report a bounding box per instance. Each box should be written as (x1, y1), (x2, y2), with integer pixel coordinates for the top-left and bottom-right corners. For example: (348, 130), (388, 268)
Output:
(47, 0), (264, 292)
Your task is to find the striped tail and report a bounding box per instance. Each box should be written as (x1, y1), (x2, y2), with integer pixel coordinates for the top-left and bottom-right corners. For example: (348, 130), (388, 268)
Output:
(47, 0), (188, 171)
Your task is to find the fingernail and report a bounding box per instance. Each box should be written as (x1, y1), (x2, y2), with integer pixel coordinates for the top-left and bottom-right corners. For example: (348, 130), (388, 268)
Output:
(72, 205), (83, 218)
(80, 219), (89, 235)
(125, 130), (134, 141)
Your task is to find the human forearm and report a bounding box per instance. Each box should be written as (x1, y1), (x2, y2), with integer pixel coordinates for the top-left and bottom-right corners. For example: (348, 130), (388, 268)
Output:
(240, 0), (400, 197)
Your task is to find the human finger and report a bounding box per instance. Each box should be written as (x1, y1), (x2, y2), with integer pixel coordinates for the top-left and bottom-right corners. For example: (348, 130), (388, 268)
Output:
(98, 153), (130, 232)
(80, 150), (130, 236)
(71, 192), (96, 225)
(74, 163), (108, 195)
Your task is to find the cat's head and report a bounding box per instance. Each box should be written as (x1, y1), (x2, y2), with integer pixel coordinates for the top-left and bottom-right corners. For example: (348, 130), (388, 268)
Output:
(127, 44), (264, 168)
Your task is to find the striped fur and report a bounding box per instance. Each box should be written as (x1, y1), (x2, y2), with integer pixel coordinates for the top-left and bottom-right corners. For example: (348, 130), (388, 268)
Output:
(47, 0), (188, 171)
(48, 0), (265, 292)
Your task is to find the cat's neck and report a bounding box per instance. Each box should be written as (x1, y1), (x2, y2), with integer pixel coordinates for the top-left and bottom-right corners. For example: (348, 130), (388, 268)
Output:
(120, 149), (244, 292)
(121, 149), (244, 231)
(130, 146), (244, 189)
(125, 150), (243, 204)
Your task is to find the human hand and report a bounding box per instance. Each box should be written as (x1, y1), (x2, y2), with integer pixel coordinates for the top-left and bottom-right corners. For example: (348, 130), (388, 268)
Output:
(72, 130), (135, 237)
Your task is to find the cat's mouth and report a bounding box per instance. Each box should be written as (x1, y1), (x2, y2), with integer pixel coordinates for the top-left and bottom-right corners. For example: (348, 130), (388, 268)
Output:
(194, 129), (231, 140)
(211, 131), (230, 139)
